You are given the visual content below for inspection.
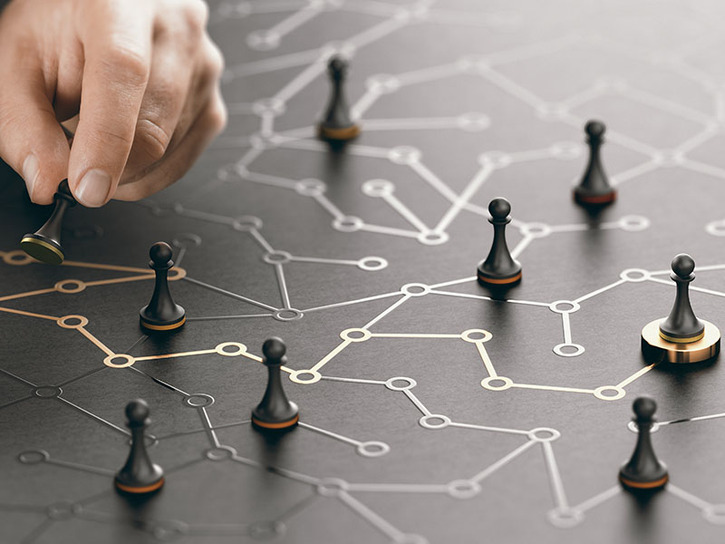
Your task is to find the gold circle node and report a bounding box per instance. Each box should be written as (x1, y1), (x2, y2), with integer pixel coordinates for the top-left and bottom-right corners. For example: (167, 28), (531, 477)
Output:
(55, 279), (86, 294)
(103, 354), (135, 369)
(57, 315), (89, 329)
(3, 250), (34, 265)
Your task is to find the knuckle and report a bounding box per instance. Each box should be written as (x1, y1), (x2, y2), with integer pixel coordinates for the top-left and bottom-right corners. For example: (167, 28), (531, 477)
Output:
(135, 118), (173, 163)
(181, 0), (209, 34)
(202, 40), (225, 82)
(207, 98), (228, 134)
(102, 44), (150, 86)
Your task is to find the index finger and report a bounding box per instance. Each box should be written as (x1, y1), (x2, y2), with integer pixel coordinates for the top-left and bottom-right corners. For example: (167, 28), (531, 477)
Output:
(68, 1), (154, 207)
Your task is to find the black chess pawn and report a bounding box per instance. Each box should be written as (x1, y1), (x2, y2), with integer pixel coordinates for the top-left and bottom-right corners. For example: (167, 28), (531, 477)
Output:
(573, 120), (616, 206)
(477, 197), (522, 287)
(317, 56), (360, 142)
(139, 242), (186, 332)
(659, 254), (705, 343)
(20, 179), (76, 264)
(115, 399), (165, 494)
(252, 338), (299, 431)
(619, 396), (668, 492)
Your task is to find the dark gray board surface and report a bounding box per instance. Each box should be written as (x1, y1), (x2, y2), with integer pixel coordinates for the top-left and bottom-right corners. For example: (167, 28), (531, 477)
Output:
(3, 1), (725, 542)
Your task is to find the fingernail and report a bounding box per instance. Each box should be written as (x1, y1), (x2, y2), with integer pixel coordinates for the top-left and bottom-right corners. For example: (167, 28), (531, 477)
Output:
(22, 154), (39, 199)
(76, 169), (112, 207)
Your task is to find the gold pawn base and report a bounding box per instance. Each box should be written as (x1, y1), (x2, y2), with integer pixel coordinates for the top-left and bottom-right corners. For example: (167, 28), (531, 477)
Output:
(641, 319), (720, 364)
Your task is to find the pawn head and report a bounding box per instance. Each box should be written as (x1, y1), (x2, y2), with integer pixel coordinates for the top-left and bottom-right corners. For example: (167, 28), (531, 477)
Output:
(149, 242), (173, 266)
(263, 337), (287, 362)
(125, 399), (150, 425)
(632, 396), (657, 421)
(671, 253), (695, 279)
(585, 120), (606, 139)
(328, 56), (347, 79)
(488, 197), (511, 220)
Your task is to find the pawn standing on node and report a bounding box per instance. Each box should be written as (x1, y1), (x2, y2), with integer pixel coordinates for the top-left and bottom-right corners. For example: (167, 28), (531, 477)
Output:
(252, 338), (299, 431)
(139, 242), (186, 332)
(477, 197), (522, 287)
(115, 399), (165, 494)
(20, 179), (76, 264)
(619, 396), (668, 492)
(641, 254), (720, 364)
(573, 120), (616, 206)
(317, 56), (360, 142)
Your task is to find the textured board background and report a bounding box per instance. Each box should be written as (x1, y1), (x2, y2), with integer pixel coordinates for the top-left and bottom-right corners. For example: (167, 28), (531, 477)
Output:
(4, 1), (725, 543)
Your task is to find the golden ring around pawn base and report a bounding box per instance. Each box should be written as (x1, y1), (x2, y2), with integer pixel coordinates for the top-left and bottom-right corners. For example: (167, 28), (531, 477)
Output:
(641, 319), (720, 364)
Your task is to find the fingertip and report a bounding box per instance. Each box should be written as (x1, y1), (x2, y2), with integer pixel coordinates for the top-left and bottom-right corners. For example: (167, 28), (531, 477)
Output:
(69, 168), (113, 207)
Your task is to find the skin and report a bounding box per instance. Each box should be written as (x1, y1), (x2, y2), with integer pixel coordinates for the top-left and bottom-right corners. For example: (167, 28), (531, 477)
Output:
(0, 0), (227, 207)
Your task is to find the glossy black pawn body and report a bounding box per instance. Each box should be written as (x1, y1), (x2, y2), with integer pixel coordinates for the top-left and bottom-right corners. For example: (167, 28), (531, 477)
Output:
(139, 242), (186, 332)
(20, 179), (76, 264)
(317, 56), (360, 142)
(573, 120), (616, 206)
(115, 399), (164, 494)
(619, 397), (668, 491)
(477, 198), (522, 287)
(252, 338), (299, 431)
(659, 254), (704, 344)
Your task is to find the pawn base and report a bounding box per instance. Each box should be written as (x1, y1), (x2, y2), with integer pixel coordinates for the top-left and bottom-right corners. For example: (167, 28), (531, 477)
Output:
(641, 319), (720, 364)
(619, 472), (668, 491)
(573, 189), (617, 206)
(477, 269), (522, 287)
(252, 413), (299, 431)
(139, 309), (186, 332)
(20, 234), (64, 265)
(318, 123), (360, 142)
(115, 476), (165, 494)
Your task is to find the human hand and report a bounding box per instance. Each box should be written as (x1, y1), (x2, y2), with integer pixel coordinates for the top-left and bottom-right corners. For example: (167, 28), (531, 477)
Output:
(0, 0), (227, 207)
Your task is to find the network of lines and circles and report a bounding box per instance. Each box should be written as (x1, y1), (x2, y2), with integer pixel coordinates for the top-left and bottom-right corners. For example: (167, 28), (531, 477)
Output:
(6, 0), (725, 542)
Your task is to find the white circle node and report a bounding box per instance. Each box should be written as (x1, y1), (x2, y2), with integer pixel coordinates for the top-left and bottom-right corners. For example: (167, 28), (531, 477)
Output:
(400, 283), (430, 297)
(535, 103), (569, 121)
(340, 328), (372, 342)
(357, 441), (391, 457)
(481, 376), (513, 391)
(550, 141), (583, 159)
(184, 394), (215, 408)
(628, 420), (660, 433)
(704, 505), (725, 524)
(263, 251), (292, 265)
(618, 215), (650, 232)
(553, 343), (586, 357)
(274, 309), (304, 322)
(251, 98), (286, 116)
(520, 222), (552, 238)
(457, 112), (490, 131)
(316, 478), (349, 497)
(460, 329), (492, 343)
(620, 268), (651, 282)
(388, 146), (422, 165)
(18, 450), (49, 464)
(232, 215), (263, 231)
(289, 370), (322, 385)
(362, 179), (395, 197)
(528, 427), (561, 442)
(358, 257), (388, 271)
(215, 342), (247, 356)
(478, 151), (511, 168)
(548, 300), (580, 314)
(366, 74), (401, 93)
(385, 377), (417, 391)
(594, 386), (626, 401)
(204, 446), (236, 461)
(447, 479), (481, 499)
(705, 220), (725, 237)
(417, 231), (449, 245)
(246, 30), (280, 51)
(248, 520), (286, 540)
(419, 414), (451, 430)
(295, 179), (327, 196)
(332, 216), (363, 232)
(547, 507), (584, 528)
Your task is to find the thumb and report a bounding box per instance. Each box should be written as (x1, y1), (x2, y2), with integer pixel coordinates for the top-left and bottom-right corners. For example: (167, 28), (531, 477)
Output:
(0, 63), (70, 205)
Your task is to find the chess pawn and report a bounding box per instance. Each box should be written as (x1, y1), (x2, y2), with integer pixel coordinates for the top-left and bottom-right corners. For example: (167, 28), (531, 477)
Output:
(317, 56), (360, 142)
(477, 197), (522, 287)
(659, 254), (704, 343)
(139, 242), (186, 332)
(252, 338), (299, 431)
(115, 399), (165, 494)
(20, 179), (76, 264)
(619, 397), (668, 491)
(573, 120), (616, 206)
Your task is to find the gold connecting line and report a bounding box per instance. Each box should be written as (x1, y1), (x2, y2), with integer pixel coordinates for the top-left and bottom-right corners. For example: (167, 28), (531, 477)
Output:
(77, 327), (115, 357)
(0, 306), (59, 321)
(475, 342), (497, 378)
